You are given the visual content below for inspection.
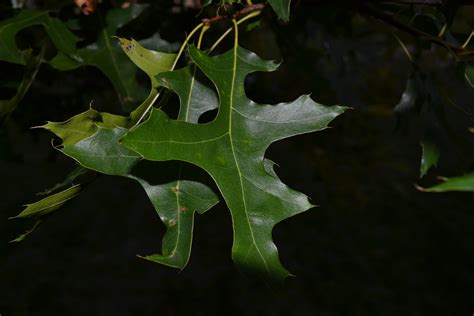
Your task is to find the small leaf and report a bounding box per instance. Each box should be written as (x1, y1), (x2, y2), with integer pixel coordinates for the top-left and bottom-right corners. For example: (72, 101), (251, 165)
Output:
(0, 49), (43, 117)
(419, 173), (474, 192)
(267, 0), (291, 21)
(11, 185), (81, 219)
(0, 10), (79, 65)
(117, 38), (176, 89)
(40, 108), (130, 147)
(9, 220), (42, 243)
(420, 140), (440, 178)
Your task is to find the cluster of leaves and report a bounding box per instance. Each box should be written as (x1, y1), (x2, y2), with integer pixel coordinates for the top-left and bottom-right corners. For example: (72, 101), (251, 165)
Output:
(2, 0), (474, 284)
(0, 0), (348, 282)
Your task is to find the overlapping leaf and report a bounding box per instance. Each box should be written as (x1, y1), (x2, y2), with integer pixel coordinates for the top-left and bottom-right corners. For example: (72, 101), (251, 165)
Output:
(50, 4), (151, 108)
(123, 44), (346, 281)
(40, 39), (220, 269)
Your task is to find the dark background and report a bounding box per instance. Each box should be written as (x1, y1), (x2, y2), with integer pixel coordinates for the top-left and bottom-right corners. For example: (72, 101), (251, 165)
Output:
(1, 1), (474, 315)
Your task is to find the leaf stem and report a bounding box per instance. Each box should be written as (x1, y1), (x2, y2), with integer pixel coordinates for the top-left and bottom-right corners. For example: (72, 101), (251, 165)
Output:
(209, 10), (261, 53)
(135, 22), (205, 125)
(134, 6), (261, 126)
(393, 33), (413, 63)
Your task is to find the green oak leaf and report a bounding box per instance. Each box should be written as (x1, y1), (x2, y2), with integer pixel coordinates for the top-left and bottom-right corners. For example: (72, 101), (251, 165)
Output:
(40, 107), (130, 146)
(50, 5), (150, 108)
(122, 44), (346, 281)
(420, 140), (440, 178)
(41, 50), (220, 268)
(117, 37), (176, 121)
(419, 173), (474, 192)
(59, 125), (218, 268)
(0, 10), (79, 65)
(117, 38), (176, 90)
(11, 184), (81, 219)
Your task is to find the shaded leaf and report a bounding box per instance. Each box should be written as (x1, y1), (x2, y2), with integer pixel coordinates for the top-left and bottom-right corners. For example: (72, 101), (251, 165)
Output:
(123, 44), (346, 282)
(0, 10), (79, 65)
(9, 220), (42, 243)
(0, 49), (43, 117)
(267, 0), (291, 21)
(37, 166), (89, 196)
(157, 65), (218, 123)
(50, 5), (150, 108)
(11, 185), (81, 219)
(394, 74), (424, 114)
(465, 62), (474, 88)
(42, 44), (220, 269)
(420, 140), (440, 178)
(116, 37), (176, 121)
(419, 173), (474, 192)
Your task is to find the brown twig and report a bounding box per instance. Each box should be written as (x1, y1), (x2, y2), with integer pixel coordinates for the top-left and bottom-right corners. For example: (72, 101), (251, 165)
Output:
(202, 3), (266, 25)
(361, 3), (474, 60)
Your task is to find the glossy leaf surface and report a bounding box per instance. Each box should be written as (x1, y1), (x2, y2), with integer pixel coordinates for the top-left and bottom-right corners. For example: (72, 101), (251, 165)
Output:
(123, 44), (346, 281)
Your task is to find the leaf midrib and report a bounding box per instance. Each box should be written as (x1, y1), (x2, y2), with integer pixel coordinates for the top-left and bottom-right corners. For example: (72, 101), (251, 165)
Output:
(227, 44), (270, 274)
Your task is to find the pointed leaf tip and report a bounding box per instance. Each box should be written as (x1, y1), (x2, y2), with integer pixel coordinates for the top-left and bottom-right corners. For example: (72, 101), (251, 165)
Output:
(122, 44), (346, 281)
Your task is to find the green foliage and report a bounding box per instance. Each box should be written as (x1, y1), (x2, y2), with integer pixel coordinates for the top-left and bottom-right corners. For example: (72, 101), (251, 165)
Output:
(0, 50), (43, 117)
(11, 184), (82, 219)
(420, 173), (474, 192)
(50, 4), (152, 107)
(267, 0), (291, 21)
(2, 0), (474, 285)
(0, 10), (79, 65)
(420, 140), (440, 178)
(123, 44), (346, 280)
